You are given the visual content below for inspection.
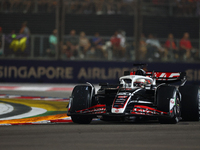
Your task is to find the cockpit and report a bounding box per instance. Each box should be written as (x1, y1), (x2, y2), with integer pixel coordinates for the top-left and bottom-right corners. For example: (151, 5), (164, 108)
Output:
(120, 76), (153, 89)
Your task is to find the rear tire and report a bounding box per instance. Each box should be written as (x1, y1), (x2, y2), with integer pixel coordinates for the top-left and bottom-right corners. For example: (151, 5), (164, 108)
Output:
(157, 85), (181, 124)
(179, 85), (199, 121)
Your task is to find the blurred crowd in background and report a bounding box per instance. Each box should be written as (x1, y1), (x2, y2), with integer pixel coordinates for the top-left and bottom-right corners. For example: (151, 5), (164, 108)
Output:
(1, 22), (198, 62)
(0, 0), (199, 62)
(0, 0), (200, 16)
(51, 29), (199, 62)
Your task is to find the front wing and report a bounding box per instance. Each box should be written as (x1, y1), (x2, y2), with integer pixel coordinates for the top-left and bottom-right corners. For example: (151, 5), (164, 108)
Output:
(67, 104), (170, 117)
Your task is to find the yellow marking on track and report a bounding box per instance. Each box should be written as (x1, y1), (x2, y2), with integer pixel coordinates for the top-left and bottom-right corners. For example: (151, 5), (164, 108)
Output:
(0, 99), (68, 111)
(0, 113), (69, 124)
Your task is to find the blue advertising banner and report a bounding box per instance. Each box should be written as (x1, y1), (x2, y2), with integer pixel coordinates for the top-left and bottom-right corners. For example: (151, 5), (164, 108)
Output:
(0, 59), (199, 85)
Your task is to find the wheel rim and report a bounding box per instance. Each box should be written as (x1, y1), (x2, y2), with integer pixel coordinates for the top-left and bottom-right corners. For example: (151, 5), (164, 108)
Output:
(176, 96), (180, 114)
(174, 93), (181, 121)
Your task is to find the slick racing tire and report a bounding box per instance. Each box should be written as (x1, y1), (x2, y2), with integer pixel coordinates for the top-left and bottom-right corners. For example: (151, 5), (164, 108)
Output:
(69, 85), (95, 124)
(157, 85), (181, 124)
(70, 85), (94, 113)
(179, 85), (199, 121)
(71, 115), (93, 124)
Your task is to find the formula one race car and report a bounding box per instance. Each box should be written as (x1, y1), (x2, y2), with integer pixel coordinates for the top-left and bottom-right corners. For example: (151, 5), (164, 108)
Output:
(67, 64), (199, 124)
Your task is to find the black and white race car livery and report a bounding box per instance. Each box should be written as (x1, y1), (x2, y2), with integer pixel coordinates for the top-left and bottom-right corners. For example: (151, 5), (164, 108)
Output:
(67, 64), (200, 124)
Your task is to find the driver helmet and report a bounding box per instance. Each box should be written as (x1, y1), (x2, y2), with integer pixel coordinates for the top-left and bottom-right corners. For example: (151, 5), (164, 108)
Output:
(134, 79), (146, 88)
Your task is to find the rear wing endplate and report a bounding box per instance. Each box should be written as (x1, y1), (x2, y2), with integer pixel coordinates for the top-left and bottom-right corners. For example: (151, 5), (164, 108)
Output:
(129, 71), (187, 85)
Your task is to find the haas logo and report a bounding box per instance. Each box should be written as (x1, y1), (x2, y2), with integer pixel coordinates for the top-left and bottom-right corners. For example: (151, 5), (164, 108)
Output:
(170, 99), (175, 104)
(147, 72), (180, 81)
(115, 109), (119, 113)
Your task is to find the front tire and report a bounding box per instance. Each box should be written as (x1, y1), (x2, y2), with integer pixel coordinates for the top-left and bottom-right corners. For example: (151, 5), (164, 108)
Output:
(68, 85), (95, 124)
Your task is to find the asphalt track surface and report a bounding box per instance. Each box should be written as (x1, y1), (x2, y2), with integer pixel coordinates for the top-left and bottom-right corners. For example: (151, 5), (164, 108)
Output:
(0, 89), (200, 150)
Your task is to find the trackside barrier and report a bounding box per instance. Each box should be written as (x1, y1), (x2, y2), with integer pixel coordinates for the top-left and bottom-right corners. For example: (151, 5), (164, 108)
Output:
(0, 59), (199, 85)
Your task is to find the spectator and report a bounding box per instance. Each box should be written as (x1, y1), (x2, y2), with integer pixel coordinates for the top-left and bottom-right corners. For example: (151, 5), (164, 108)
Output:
(19, 21), (30, 35)
(5, 30), (29, 57)
(176, 0), (186, 16)
(47, 29), (57, 57)
(23, 0), (32, 13)
(117, 30), (126, 49)
(79, 31), (91, 58)
(117, 30), (126, 58)
(66, 29), (79, 58)
(83, 1), (95, 14)
(91, 32), (106, 58)
(61, 44), (72, 59)
(176, 0), (196, 16)
(121, 0), (135, 14)
(164, 33), (179, 60)
(95, 1), (105, 15)
(110, 31), (125, 59)
(146, 34), (167, 61)
(139, 33), (147, 60)
(179, 32), (191, 59)
(179, 32), (195, 60)
(70, 1), (82, 14)
(106, 2), (116, 15)
(9, 30), (17, 53)
(91, 32), (104, 47)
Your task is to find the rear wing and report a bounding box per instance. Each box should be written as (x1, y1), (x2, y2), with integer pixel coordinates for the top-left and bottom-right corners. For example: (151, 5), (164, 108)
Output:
(146, 71), (186, 82)
(126, 71), (187, 84)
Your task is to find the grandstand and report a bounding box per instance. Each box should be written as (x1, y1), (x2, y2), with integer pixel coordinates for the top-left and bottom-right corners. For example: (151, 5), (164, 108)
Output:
(0, 0), (199, 62)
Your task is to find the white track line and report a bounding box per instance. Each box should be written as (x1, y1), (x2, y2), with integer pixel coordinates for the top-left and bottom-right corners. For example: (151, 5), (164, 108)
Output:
(0, 103), (14, 115)
(0, 107), (47, 120)
(15, 87), (51, 91)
